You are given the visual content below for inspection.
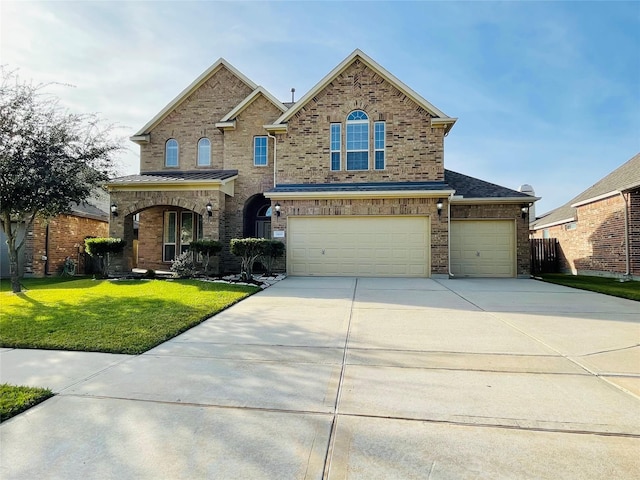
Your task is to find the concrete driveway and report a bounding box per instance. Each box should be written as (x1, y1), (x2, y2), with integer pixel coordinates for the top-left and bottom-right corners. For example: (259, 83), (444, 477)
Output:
(1, 277), (639, 479)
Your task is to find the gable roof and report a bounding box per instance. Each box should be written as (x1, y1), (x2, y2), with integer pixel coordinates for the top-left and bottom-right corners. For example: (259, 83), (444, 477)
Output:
(445, 170), (538, 203)
(270, 49), (457, 133)
(532, 152), (640, 229)
(132, 58), (258, 138)
(217, 86), (287, 126)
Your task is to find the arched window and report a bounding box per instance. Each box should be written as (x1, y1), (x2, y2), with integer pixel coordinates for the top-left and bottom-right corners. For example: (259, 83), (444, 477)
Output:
(165, 139), (179, 167)
(197, 138), (211, 166)
(346, 110), (369, 170)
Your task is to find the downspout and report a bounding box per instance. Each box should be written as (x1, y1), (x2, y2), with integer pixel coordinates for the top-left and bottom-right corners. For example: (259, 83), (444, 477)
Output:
(447, 193), (455, 278)
(618, 190), (631, 277)
(267, 133), (277, 188)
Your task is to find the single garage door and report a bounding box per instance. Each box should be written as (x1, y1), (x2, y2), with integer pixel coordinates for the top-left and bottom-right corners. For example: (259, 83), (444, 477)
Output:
(288, 216), (430, 277)
(450, 220), (515, 277)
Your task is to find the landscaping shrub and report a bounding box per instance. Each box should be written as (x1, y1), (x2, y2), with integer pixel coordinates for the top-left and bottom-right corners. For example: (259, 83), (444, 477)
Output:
(260, 240), (285, 276)
(170, 251), (196, 278)
(84, 237), (126, 277)
(230, 238), (270, 281)
(190, 239), (222, 276)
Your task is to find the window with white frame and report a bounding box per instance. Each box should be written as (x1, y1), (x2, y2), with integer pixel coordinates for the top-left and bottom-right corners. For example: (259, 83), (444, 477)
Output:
(330, 123), (341, 170)
(197, 138), (211, 166)
(165, 139), (179, 167)
(163, 211), (203, 261)
(346, 110), (369, 170)
(374, 121), (385, 170)
(254, 136), (267, 166)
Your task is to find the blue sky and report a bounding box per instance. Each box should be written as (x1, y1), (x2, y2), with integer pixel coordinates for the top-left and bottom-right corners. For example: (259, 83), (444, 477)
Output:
(2, 0), (639, 215)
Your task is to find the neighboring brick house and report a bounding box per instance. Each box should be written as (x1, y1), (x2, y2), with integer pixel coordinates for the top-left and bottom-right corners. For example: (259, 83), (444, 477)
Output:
(107, 49), (536, 278)
(531, 153), (640, 279)
(0, 201), (109, 278)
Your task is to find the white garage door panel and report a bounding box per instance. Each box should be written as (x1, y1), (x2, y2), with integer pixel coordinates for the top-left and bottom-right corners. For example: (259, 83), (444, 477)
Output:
(450, 220), (515, 277)
(288, 216), (430, 277)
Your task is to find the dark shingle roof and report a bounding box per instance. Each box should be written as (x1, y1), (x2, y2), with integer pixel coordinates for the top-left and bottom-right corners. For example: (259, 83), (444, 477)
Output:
(109, 170), (238, 184)
(444, 170), (533, 199)
(69, 202), (108, 221)
(532, 153), (640, 229)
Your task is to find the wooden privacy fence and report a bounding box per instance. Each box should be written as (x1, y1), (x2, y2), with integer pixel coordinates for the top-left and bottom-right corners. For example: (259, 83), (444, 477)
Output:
(530, 238), (559, 274)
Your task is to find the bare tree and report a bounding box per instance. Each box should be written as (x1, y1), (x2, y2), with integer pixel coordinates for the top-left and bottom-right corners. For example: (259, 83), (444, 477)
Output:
(0, 67), (121, 292)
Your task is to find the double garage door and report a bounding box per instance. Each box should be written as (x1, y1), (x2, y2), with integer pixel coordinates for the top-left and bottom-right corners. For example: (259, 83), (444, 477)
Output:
(288, 216), (430, 277)
(286, 216), (516, 277)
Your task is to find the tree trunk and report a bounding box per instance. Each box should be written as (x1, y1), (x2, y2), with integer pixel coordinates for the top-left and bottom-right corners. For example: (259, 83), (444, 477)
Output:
(1, 212), (24, 293)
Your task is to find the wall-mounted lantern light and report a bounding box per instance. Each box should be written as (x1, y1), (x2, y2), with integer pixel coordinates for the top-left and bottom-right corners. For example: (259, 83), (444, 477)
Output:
(111, 203), (118, 217)
(436, 198), (443, 219)
(206, 202), (213, 217)
(521, 206), (528, 222)
(274, 203), (281, 217)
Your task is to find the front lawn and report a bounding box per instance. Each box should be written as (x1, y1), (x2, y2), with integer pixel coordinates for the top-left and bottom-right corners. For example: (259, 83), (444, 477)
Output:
(0, 384), (53, 423)
(0, 278), (259, 354)
(539, 274), (640, 301)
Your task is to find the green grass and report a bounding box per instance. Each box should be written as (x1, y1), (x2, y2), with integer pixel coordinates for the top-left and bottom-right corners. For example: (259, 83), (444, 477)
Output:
(539, 274), (640, 301)
(0, 384), (53, 423)
(0, 278), (259, 354)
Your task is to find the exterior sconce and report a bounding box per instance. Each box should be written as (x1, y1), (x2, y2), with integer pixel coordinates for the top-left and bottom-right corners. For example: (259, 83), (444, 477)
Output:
(110, 203), (118, 217)
(521, 206), (528, 222)
(206, 202), (213, 217)
(436, 198), (443, 218)
(274, 203), (281, 217)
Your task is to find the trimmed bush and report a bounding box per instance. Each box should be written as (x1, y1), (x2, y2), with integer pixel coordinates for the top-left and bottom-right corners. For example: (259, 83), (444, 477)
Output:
(230, 238), (270, 281)
(84, 238), (126, 277)
(261, 240), (285, 276)
(190, 239), (222, 276)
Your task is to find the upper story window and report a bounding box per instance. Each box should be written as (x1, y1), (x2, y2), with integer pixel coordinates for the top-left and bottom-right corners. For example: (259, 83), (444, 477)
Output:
(165, 139), (179, 167)
(374, 121), (385, 170)
(254, 136), (267, 166)
(197, 138), (211, 166)
(346, 110), (369, 171)
(330, 123), (341, 171)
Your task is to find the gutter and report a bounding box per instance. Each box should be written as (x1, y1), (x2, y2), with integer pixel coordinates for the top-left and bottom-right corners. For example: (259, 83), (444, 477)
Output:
(267, 133), (277, 188)
(618, 191), (631, 277)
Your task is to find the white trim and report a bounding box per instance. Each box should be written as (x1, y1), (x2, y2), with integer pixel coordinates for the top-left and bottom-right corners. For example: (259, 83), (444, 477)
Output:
(215, 121), (236, 130)
(263, 123), (288, 133)
(271, 49), (456, 132)
(532, 217), (576, 230)
(130, 134), (150, 144)
(265, 189), (456, 200)
(570, 190), (619, 208)
(450, 196), (540, 205)
(254, 136), (268, 167)
(165, 139), (179, 168)
(219, 86), (287, 122)
(133, 58), (257, 137)
(197, 138), (211, 167)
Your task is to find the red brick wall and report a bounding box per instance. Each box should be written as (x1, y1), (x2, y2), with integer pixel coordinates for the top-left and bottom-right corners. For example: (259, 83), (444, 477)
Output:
(532, 193), (637, 277)
(29, 215), (108, 277)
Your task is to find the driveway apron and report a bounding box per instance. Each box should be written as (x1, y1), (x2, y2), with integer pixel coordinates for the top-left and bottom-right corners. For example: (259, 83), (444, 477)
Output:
(1, 277), (638, 479)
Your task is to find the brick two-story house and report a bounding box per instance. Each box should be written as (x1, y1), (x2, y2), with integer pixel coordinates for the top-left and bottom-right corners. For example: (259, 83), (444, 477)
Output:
(107, 49), (536, 278)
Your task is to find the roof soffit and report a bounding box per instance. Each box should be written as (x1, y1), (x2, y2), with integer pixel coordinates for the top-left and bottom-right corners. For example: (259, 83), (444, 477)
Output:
(272, 49), (456, 127)
(132, 59), (258, 137)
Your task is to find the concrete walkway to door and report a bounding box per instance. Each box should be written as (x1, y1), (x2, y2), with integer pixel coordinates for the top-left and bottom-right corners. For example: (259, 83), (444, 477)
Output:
(1, 277), (639, 479)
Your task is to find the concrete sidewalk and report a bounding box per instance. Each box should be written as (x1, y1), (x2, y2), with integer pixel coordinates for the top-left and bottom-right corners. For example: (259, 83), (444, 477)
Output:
(1, 277), (639, 479)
